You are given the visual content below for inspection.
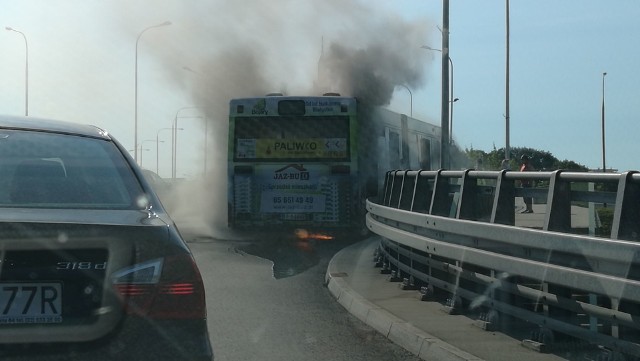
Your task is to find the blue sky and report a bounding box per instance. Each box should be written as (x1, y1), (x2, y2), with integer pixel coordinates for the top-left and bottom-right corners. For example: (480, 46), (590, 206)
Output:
(387, 1), (640, 172)
(2, 1), (639, 176)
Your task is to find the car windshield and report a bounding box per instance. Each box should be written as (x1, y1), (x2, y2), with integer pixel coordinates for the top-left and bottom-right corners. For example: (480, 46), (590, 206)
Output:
(0, 129), (142, 209)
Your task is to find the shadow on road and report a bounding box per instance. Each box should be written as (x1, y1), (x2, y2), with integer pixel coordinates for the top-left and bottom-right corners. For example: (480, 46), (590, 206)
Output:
(239, 232), (365, 279)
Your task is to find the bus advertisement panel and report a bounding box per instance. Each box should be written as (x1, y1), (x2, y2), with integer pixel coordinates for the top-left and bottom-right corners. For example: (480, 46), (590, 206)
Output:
(228, 96), (357, 230)
(248, 164), (330, 212)
(236, 138), (348, 160)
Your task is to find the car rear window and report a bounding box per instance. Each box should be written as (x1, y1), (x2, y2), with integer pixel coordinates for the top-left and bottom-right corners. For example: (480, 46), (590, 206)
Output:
(0, 129), (143, 209)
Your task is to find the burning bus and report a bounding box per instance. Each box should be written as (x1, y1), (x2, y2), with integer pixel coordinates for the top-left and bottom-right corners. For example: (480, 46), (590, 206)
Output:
(227, 94), (441, 233)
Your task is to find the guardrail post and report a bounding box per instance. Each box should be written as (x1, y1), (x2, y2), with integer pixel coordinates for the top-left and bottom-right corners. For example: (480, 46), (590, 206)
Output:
(490, 170), (515, 225)
(399, 171), (415, 210)
(611, 171), (640, 241)
(382, 171), (393, 205)
(544, 170), (571, 232)
(456, 169), (478, 220)
(410, 170), (432, 213)
(400, 246), (419, 290)
(429, 169), (450, 216)
(388, 241), (402, 282)
(388, 171), (403, 208)
(610, 298), (620, 339)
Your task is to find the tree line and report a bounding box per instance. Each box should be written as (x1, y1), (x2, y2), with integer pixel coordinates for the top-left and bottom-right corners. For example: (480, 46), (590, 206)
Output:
(451, 145), (589, 172)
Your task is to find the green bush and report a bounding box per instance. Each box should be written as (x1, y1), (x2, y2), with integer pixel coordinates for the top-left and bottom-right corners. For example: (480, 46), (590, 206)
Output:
(596, 207), (614, 237)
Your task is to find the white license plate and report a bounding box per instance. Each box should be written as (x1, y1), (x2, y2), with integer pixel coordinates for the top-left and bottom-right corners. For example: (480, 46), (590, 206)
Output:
(0, 283), (63, 324)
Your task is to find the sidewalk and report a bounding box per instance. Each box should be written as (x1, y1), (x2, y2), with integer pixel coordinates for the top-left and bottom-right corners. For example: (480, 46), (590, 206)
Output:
(325, 237), (568, 361)
(513, 200), (590, 230)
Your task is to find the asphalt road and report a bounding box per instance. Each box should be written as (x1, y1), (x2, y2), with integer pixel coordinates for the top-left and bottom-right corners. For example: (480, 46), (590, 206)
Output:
(184, 234), (421, 361)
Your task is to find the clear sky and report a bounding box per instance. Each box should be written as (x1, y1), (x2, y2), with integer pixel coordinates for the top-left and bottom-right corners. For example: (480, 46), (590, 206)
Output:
(388, 1), (640, 172)
(2, 0), (639, 177)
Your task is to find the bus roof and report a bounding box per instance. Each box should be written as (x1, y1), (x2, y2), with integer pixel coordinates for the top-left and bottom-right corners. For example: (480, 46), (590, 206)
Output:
(229, 95), (357, 117)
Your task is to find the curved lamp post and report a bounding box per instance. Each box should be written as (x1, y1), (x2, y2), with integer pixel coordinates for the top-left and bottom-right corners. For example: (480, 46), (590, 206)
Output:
(173, 115), (204, 179)
(138, 146), (151, 168)
(140, 139), (162, 169)
(5, 27), (28, 116)
(134, 20), (171, 163)
(396, 84), (413, 117)
(172, 107), (200, 179)
(156, 127), (179, 176)
(421, 45), (455, 144)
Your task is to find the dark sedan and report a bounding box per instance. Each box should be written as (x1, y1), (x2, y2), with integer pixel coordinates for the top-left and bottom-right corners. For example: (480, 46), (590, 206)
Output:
(0, 115), (213, 360)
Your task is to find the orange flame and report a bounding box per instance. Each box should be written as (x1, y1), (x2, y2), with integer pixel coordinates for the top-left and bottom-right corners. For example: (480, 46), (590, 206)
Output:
(294, 228), (334, 241)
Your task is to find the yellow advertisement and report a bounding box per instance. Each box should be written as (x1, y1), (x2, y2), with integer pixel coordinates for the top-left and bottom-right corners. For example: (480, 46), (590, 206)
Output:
(254, 138), (347, 159)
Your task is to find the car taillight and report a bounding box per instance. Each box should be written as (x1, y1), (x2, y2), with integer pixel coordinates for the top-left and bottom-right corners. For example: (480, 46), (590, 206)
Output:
(112, 254), (206, 319)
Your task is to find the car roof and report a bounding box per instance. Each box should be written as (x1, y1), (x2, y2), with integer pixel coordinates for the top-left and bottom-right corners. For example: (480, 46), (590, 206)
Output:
(0, 114), (111, 140)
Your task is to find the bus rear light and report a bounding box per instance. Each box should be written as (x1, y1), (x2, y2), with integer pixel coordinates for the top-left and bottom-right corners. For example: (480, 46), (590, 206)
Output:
(112, 254), (206, 319)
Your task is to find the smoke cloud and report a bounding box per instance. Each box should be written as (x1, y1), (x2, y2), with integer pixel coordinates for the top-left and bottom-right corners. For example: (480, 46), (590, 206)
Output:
(114, 0), (434, 239)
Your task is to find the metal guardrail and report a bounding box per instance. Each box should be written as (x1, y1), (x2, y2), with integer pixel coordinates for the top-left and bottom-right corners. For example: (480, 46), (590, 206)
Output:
(367, 169), (640, 360)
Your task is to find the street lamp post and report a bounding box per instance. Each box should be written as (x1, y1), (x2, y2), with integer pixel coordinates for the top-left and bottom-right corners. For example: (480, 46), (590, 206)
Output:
(134, 20), (171, 163)
(172, 107), (199, 179)
(138, 146), (151, 168)
(396, 85), (413, 117)
(5, 27), (28, 116)
(156, 127), (174, 175)
(505, 0), (511, 161)
(140, 139), (161, 169)
(203, 118), (208, 176)
(421, 45), (455, 145)
(441, 1), (451, 169)
(450, 97), (459, 144)
(445, 51), (456, 146)
(177, 68), (210, 177)
(173, 115), (203, 179)
(601, 72), (607, 173)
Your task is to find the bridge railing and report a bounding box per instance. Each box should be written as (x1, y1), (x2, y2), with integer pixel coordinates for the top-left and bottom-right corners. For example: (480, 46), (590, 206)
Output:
(367, 169), (640, 358)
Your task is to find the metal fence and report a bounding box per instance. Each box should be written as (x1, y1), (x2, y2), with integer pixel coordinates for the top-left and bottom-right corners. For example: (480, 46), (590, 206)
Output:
(368, 169), (640, 359)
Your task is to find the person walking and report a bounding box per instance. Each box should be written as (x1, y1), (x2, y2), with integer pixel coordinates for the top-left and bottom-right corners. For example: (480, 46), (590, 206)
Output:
(519, 155), (535, 213)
